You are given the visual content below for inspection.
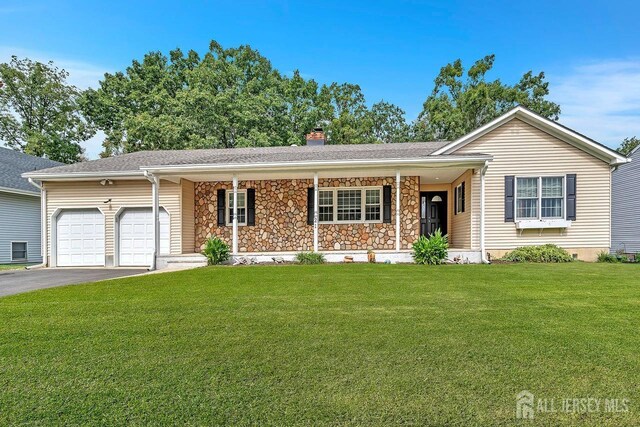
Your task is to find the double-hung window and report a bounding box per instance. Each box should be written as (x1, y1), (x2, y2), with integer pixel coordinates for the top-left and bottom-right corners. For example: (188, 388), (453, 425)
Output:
(227, 190), (247, 225)
(318, 187), (382, 223)
(515, 176), (564, 220)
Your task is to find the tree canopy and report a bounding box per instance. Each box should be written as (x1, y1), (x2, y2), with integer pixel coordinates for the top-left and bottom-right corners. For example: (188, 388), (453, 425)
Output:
(0, 56), (94, 163)
(618, 136), (639, 156)
(412, 55), (561, 141)
(81, 41), (411, 156)
(2, 44), (567, 161)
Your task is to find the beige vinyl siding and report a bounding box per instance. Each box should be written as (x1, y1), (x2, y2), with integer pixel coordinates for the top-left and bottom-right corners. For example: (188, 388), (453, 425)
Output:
(458, 118), (611, 251)
(181, 179), (195, 253)
(45, 179), (183, 263)
(450, 170), (472, 249)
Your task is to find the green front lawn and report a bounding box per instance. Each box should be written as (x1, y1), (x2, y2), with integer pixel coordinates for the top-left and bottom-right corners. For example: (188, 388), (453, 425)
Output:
(0, 263), (31, 271)
(1, 264), (638, 426)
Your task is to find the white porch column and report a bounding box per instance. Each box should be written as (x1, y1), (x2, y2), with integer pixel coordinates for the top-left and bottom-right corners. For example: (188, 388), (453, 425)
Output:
(313, 173), (319, 252)
(232, 175), (239, 255)
(395, 170), (401, 251)
(480, 161), (489, 263)
(151, 175), (160, 270)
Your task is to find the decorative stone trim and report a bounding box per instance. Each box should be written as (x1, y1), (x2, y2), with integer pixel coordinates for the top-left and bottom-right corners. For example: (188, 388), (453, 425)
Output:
(194, 176), (420, 253)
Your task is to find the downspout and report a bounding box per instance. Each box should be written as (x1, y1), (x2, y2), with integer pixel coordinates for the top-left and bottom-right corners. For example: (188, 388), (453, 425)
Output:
(609, 166), (616, 253)
(144, 170), (160, 270)
(480, 161), (490, 264)
(27, 178), (47, 269)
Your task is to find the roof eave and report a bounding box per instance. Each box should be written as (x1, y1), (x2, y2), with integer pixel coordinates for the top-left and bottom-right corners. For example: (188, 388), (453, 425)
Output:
(142, 155), (494, 174)
(21, 170), (146, 181)
(0, 185), (40, 197)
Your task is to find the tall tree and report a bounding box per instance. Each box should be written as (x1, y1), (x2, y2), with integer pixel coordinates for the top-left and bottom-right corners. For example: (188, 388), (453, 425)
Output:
(0, 56), (94, 163)
(81, 39), (414, 155)
(618, 136), (639, 156)
(413, 55), (560, 141)
(367, 101), (410, 143)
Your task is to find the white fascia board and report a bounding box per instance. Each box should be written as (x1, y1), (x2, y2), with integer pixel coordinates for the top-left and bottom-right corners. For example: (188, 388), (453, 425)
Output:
(141, 155), (493, 175)
(21, 171), (146, 181)
(0, 186), (40, 197)
(432, 106), (629, 166)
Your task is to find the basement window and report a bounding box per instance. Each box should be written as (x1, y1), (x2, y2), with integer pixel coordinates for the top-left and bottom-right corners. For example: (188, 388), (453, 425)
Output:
(11, 242), (27, 262)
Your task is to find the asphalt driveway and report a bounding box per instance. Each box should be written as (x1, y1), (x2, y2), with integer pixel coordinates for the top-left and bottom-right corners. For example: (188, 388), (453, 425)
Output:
(0, 268), (147, 297)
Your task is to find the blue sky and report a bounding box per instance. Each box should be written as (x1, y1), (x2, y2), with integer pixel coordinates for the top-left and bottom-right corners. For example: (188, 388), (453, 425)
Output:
(1, 0), (639, 158)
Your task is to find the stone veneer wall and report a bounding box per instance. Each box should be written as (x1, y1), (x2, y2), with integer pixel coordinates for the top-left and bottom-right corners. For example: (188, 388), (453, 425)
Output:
(194, 176), (420, 253)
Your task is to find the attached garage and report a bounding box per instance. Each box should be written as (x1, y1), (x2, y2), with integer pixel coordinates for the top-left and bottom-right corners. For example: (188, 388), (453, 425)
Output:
(56, 209), (105, 267)
(118, 208), (169, 266)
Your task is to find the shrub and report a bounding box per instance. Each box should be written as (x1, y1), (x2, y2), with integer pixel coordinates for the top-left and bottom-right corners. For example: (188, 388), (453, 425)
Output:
(502, 244), (573, 263)
(202, 236), (230, 265)
(412, 229), (448, 265)
(597, 251), (621, 263)
(295, 252), (326, 265)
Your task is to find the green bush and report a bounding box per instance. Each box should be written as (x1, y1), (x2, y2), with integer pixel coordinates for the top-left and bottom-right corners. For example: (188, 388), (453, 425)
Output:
(502, 244), (573, 263)
(295, 252), (326, 265)
(597, 251), (622, 263)
(412, 229), (448, 265)
(202, 236), (230, 265)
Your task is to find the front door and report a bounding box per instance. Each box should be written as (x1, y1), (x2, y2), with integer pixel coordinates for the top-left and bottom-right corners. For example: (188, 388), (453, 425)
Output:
(420, 191), (447, 237)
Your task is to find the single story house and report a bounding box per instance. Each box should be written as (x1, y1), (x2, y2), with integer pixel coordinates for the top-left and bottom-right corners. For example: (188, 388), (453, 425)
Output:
(611, 144), (639, 255)
(0, 147), (62, 264)
(23, 106), (629, 269)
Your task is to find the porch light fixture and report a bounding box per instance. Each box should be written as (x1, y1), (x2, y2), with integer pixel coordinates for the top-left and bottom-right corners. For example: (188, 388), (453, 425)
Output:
(431, 195), (443, 203)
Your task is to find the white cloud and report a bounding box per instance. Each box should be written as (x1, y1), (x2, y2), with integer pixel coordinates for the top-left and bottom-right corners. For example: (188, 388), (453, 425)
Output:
(0, 46), (107, 158)
(548, 59), (640, 149)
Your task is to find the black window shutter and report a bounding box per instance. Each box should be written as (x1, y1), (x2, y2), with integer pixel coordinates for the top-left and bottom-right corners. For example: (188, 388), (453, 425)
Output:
(566, 174), (577, 221)
(383, 185), (392, 223)
(217, 189), (226, 226)
(247, 188), (256, 226)
(504, 176), (515, 222)
(461, 181), (466, 213)
(307, 187), (314, 225)
(454, 186), (458, 215)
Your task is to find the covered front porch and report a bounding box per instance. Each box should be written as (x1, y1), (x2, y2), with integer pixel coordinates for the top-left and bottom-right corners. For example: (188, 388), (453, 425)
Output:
(145, 156), (490, 268)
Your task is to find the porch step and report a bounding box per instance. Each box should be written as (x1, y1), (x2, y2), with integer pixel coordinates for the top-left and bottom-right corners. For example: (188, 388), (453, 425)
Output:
(156, 254), (208, 270)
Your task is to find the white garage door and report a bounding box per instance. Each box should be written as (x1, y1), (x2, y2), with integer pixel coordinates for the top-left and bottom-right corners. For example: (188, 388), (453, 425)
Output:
(56, 209), (105, 267)
(119, 208), (169, 266)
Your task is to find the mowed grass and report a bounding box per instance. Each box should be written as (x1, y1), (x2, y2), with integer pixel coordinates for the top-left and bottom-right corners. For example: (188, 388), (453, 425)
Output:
(0, 263), (31, 271)
(0, 264), (639, 426)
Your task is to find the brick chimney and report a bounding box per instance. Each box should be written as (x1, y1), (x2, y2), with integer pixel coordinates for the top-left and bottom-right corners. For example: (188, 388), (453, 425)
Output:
(305, 127), (325, 146)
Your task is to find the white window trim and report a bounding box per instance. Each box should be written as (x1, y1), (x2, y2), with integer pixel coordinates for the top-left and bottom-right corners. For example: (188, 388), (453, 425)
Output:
(226, 189), (247, 226)
(455, 183), (464, 214)
(11, 241), (28, 262)
(317, 186), (383, 224)
(514, 175), (567, 221)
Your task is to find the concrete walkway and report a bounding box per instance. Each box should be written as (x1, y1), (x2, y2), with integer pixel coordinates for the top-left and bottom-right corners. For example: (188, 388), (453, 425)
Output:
(0, 268), (147, 297)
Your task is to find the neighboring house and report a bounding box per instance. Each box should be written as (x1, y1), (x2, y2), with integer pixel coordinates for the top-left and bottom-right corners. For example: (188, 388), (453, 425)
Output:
(611, 145), (639, 255)
(0, 147), (62, 264)
(23, 106), (629, 269)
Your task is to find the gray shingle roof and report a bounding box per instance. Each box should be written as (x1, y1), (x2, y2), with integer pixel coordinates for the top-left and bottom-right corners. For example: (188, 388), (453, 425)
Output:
(29, 141), (470, 176)
(0, 147), (63, 193)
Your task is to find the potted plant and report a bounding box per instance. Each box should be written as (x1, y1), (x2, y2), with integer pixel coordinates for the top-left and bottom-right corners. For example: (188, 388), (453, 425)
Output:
(367, 249), (376, 263)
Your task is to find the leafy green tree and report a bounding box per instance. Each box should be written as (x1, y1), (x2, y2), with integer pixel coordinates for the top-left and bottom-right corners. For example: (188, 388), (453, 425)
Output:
(618, 136), (639, 156)
(368, 101), (410, 143)
(0, 56), (94, 163)
(413, 55), (560, 141)
(81, 40), (411, 154)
